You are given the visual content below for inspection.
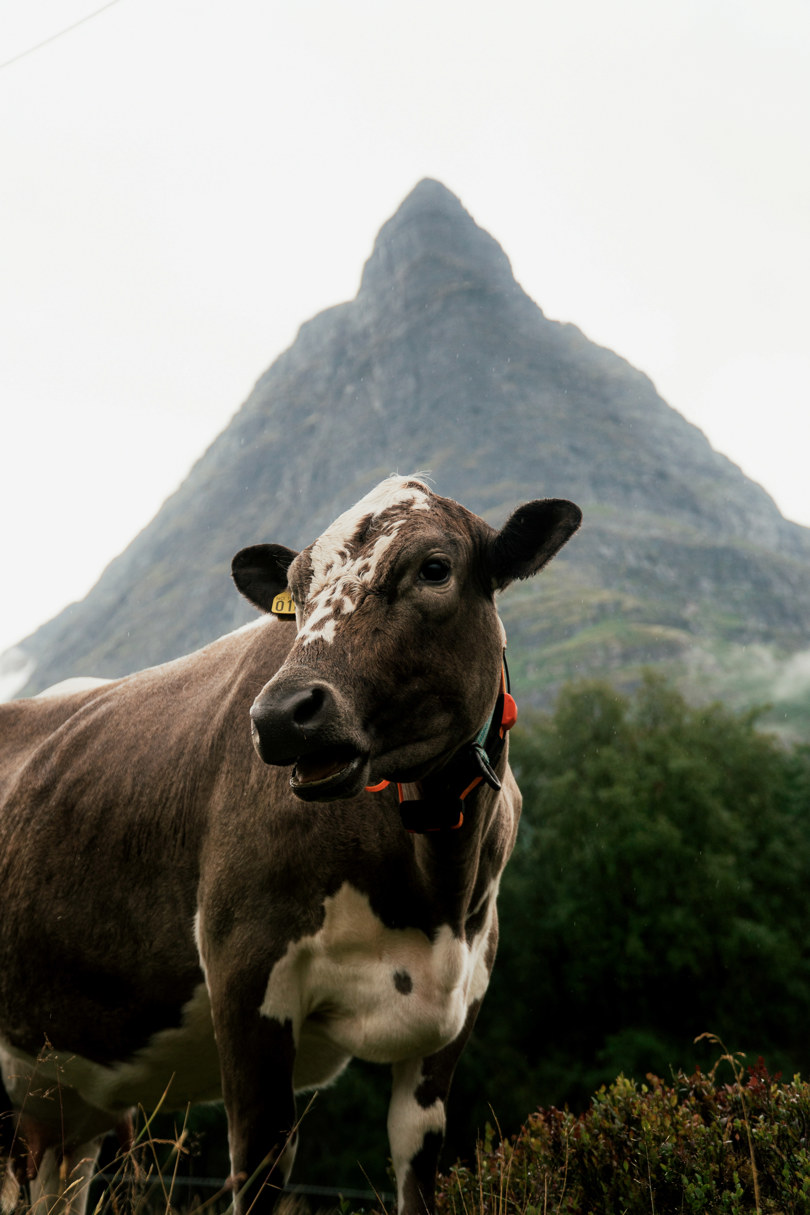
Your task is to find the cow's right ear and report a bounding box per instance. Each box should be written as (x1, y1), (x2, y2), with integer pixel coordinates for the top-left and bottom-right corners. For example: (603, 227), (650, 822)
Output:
(232, 544), (299, 612)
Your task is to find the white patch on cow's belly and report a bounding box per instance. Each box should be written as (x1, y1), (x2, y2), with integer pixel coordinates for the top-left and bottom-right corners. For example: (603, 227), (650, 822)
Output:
(0, 984), (220, 1115)
(261, 883), (495, 1082)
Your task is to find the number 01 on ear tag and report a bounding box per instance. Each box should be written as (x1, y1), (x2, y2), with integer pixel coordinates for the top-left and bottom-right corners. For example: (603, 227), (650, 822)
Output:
(270, 591), (296, 618)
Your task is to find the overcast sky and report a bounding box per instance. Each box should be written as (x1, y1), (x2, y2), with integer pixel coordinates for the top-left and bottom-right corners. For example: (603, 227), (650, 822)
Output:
(1, 0), (808, 659)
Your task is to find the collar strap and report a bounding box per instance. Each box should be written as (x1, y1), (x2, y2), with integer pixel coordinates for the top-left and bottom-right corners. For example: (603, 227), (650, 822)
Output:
(366, 657), (518, 834)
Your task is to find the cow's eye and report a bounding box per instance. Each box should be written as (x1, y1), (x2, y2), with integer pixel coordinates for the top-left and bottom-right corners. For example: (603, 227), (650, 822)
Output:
(419, 558), (451, 584)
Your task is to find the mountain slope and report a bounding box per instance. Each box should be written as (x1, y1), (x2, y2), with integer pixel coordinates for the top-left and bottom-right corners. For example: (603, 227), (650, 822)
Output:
(6, 180), (810, 723)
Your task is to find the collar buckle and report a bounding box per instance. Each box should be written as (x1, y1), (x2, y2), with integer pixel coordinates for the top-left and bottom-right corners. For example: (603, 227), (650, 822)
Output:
(468, 742), (502, 792)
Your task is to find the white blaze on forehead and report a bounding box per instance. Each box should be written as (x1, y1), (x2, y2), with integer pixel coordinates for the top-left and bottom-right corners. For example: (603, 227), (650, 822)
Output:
(298, 477), (432, 645)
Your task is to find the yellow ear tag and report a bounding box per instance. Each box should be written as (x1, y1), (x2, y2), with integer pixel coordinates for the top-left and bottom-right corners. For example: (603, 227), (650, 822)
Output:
(270, 590), (296, 619)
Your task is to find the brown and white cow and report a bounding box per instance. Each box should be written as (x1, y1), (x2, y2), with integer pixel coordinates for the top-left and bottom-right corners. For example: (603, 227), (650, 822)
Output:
(0, 476), (580, 1215)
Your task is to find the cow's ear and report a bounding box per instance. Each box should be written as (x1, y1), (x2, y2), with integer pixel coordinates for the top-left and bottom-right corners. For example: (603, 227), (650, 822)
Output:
(232, 544), (299, 612)
(488, 500), (582, 590)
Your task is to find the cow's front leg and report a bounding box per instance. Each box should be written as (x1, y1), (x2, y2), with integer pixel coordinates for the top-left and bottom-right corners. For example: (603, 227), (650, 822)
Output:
(388, 1001), (482, 1215)
(208, 974), (298, 1215)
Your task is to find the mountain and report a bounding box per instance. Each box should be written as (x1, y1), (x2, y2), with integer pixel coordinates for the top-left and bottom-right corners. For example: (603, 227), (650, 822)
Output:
(5, 179), (810, 727)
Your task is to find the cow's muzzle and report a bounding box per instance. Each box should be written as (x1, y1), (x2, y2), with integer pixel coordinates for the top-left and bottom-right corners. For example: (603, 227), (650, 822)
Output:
(249, 675), (371, 801)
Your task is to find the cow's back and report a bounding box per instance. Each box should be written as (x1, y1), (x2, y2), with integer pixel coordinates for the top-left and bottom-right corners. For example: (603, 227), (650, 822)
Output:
(0, 694), (88, 803)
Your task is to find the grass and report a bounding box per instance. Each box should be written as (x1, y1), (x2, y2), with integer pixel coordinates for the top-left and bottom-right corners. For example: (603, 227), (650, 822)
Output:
(1, 1089), (362, 1215)
(2, 1095), (218, 1215)
(4, 1043), (810, 1215)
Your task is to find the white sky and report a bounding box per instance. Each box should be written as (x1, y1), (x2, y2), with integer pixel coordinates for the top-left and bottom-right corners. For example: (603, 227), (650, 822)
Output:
(1, 0), (808, 657)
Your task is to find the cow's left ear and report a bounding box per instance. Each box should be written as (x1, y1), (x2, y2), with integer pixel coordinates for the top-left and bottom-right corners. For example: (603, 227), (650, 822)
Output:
(488, 499), (582, 590)
(232, 544), (299, 612)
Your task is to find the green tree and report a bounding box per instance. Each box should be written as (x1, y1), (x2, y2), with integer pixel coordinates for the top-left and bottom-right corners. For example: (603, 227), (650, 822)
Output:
(460, 673), (810, 1138)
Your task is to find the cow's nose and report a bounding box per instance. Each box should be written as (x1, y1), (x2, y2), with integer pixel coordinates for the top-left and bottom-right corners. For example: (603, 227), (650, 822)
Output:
(285, 684), (330, 728)
(249, 680), (346, 764)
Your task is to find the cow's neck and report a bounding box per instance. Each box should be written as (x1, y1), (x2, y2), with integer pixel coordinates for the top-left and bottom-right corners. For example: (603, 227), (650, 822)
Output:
(399, 757), (514, 934)
(394, 659), (516, 834)
(392, 665), (518, 930)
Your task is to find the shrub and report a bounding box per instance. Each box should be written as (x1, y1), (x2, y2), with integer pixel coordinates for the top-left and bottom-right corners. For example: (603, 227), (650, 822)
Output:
(438, 1050), (810, 1215)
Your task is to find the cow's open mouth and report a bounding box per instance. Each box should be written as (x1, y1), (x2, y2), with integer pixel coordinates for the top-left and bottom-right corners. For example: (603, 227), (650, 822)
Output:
(290, 747), (367, 800)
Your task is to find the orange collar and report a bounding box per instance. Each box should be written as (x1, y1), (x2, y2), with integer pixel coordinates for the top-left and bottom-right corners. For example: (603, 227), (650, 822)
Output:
(365, 661), (517, 833)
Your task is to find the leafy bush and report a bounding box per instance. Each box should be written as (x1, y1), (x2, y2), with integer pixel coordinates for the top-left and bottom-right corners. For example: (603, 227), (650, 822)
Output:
(456, 673), (810, 1145)
(439, 1050), (810, 1215)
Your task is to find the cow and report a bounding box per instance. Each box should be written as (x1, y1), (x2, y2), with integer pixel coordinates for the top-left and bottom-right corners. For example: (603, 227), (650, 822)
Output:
(0, 475), (581, 1215)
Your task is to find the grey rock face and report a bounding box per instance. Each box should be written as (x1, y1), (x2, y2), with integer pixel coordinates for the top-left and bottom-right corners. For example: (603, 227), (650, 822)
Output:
(10, 180), (810, 713)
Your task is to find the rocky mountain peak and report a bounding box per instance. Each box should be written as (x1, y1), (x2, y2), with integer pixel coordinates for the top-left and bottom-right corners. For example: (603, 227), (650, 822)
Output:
(358, 178), (523, 306)
(5, 180), (810, 729)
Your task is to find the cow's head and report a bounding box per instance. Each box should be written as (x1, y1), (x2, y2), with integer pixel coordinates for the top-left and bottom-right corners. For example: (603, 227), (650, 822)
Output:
(232, 477), (580, 801)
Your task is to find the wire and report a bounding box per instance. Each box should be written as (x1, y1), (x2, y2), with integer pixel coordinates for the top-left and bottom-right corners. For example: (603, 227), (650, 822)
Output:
(94, 1174), (396, 1202)
(0, 0), (125, 71)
